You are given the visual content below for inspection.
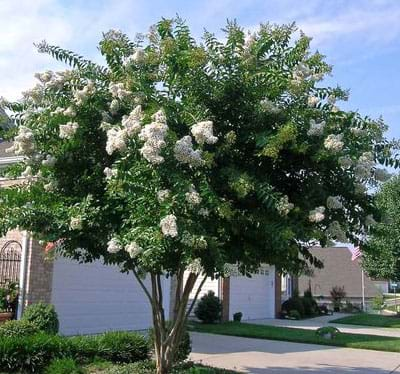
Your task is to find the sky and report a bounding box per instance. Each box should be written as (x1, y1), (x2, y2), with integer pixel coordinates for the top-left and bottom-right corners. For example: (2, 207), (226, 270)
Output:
(1, 0), (399, 139)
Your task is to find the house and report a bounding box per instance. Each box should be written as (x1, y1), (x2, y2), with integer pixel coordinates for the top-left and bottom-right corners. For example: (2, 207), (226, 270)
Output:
(0, 128), (280, 334)
(297, 246), (388, 305)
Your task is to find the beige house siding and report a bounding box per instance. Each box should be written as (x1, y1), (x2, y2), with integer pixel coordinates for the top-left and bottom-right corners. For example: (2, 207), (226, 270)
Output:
(298, 247), (382, 300)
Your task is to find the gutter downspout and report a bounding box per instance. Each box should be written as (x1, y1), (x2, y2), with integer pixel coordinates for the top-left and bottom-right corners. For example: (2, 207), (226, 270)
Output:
(17, 231), (29, 320)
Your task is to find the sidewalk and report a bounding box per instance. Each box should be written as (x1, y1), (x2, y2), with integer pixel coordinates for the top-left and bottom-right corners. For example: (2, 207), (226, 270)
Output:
(190, 332), (400, 373)
(246, 313), (400, 338)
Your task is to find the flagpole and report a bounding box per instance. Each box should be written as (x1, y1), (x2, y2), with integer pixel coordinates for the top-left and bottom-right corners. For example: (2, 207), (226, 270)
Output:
(361, 268), (366, 311)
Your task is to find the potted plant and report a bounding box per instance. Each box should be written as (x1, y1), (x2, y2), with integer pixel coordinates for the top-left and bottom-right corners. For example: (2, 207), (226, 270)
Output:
(0, 281), (19, 323)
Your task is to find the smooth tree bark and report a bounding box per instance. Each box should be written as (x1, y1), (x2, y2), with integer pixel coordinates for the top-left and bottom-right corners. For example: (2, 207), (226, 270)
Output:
(133, 268), (207, 374)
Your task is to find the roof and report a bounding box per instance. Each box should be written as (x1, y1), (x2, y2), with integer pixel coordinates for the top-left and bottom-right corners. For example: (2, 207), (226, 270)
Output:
(298, 246), (383, 298)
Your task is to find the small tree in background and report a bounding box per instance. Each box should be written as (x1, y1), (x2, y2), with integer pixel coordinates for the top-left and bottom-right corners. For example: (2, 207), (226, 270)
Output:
(0, 18), (398, 373)
(363, 176), (400, 281)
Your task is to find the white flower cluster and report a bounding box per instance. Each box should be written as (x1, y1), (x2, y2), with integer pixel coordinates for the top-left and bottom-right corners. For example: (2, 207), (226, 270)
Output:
(124, 49), (145, 65)
(109, 82), (130, 99)
(338, 156), (353, 169)
(103, 29), (124, 41)
(6, 126), (35, 156)
(64, 106), (76, 117)
(354, 152), (374, 180)
(138, 110), (168, 164)
(70, 216), (83, 230)
(157, 189), (170, 203)
(324, 134), (344, 152)
(59, 122), (79, 139)
(174, 136), (203, 167)
(21, 165), (34, 181)
(276, 195), (294, 216)
(22, 84), (44, 105)
(307, 96), (319, 107)
(374, 168), (391, 182)
(121, 106), (143, 136)
(350, 127), (366, 136)
(106, 127), (128, 154)
(110, 99), (120, 114)
(186, 258), (204, 274)
(107, 238), (122, 253)
(104, 167), (117, 179)
(309, 206), (325, 223)
(42, 154), (56, 167)
(260, 98), (281, 114)
(326, 196), (343, 210)
(185, 186), (202, 206)
(327, 221), (347, 242)
(160, 214), (178, 238)
(307, 119), (325, 136)
(125, 241), (143, 258)
(73, 80), (96, 106)
(365, 214), (377, 227)
(44, 181), (56, 192)
(191, 121), (218, 145)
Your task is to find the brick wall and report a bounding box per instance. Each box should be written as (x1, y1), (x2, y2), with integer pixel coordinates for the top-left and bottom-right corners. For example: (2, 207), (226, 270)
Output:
(0, 176), (54, 310)
(24, 237), (54, 305)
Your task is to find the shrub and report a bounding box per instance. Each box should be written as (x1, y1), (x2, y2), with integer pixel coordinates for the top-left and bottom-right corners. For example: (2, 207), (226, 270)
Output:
(194, 291), (222, 324)
(45, 358), (84, 374)
(233, 312), (243, 322)
(288, 310), (301, 320)
(95, 331), (149, 363)
(330, 286), (346, 312)
(0, 331), (149, 373)
(302, 297), (318, 317)
(22, 302), (59, 334)
(0, 333), (68, 373)
(148, 322), (191, 363)
(372, 295), (385, 311)
(343, 300), (355, 313)
(318, 304), (329, 315)
(281, 296), (305, 318)
(316, 326), (341, 339)
(0, 319), (39, 338)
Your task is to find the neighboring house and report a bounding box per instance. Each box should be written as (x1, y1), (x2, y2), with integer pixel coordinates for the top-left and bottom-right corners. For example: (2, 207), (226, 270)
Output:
(0, 128), (280, 334)
(298, 246), (387, 304)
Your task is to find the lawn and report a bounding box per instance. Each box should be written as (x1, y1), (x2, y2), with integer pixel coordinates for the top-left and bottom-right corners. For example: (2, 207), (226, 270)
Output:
(191, 322), (400, 353)
(331, 314), (400, 328)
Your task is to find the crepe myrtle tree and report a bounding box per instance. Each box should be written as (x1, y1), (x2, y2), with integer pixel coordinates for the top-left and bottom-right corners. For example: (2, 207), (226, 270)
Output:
(0, 18), (398, 373)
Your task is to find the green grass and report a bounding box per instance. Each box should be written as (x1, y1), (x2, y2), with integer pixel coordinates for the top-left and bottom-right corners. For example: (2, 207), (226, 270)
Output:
(191, 322), (400, 353)
(331, 314), (400, 328)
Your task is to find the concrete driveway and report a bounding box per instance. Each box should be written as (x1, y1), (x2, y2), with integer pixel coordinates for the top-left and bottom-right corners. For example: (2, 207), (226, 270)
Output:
(190, 332), (400, 373)
(248, 314), (400, 338)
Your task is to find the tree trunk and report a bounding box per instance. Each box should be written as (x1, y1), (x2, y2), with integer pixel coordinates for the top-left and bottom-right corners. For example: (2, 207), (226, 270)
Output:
(151, 272), (199, 374)
(132, 268), (207, 374)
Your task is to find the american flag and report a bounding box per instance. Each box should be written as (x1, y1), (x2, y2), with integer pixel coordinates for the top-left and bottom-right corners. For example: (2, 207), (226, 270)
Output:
(349, 246), (362, 261)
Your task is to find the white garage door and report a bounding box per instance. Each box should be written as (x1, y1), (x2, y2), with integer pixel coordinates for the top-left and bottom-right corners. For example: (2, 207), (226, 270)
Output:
(51, 257), (170, 335)
(229, 266), (275, 320)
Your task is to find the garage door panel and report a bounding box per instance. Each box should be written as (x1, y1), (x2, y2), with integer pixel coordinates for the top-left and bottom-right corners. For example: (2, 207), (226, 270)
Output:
(51, 257), (169, 335)
(229, 266), (275, 320)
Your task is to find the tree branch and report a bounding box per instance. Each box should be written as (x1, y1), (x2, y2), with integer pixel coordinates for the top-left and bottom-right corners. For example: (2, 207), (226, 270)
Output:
(185, 273), (208, 319)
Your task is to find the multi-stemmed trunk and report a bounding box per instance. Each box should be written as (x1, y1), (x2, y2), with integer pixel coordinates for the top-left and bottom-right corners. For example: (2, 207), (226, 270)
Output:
(133, 267), (207, 374)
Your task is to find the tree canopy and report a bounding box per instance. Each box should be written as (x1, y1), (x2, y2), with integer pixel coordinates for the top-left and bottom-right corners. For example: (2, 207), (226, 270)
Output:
(0, 18), (397, 373)
(364, 175), (400, 281)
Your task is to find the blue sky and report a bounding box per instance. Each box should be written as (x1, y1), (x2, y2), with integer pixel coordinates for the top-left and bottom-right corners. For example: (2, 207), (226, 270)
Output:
(1, 0), (399, 139)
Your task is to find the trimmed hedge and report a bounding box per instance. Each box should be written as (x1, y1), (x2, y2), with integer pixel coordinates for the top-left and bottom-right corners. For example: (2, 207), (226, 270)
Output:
(21, 303), (59, 335)
(0, 331), (149, 373)
(0, 319), (40, 338)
